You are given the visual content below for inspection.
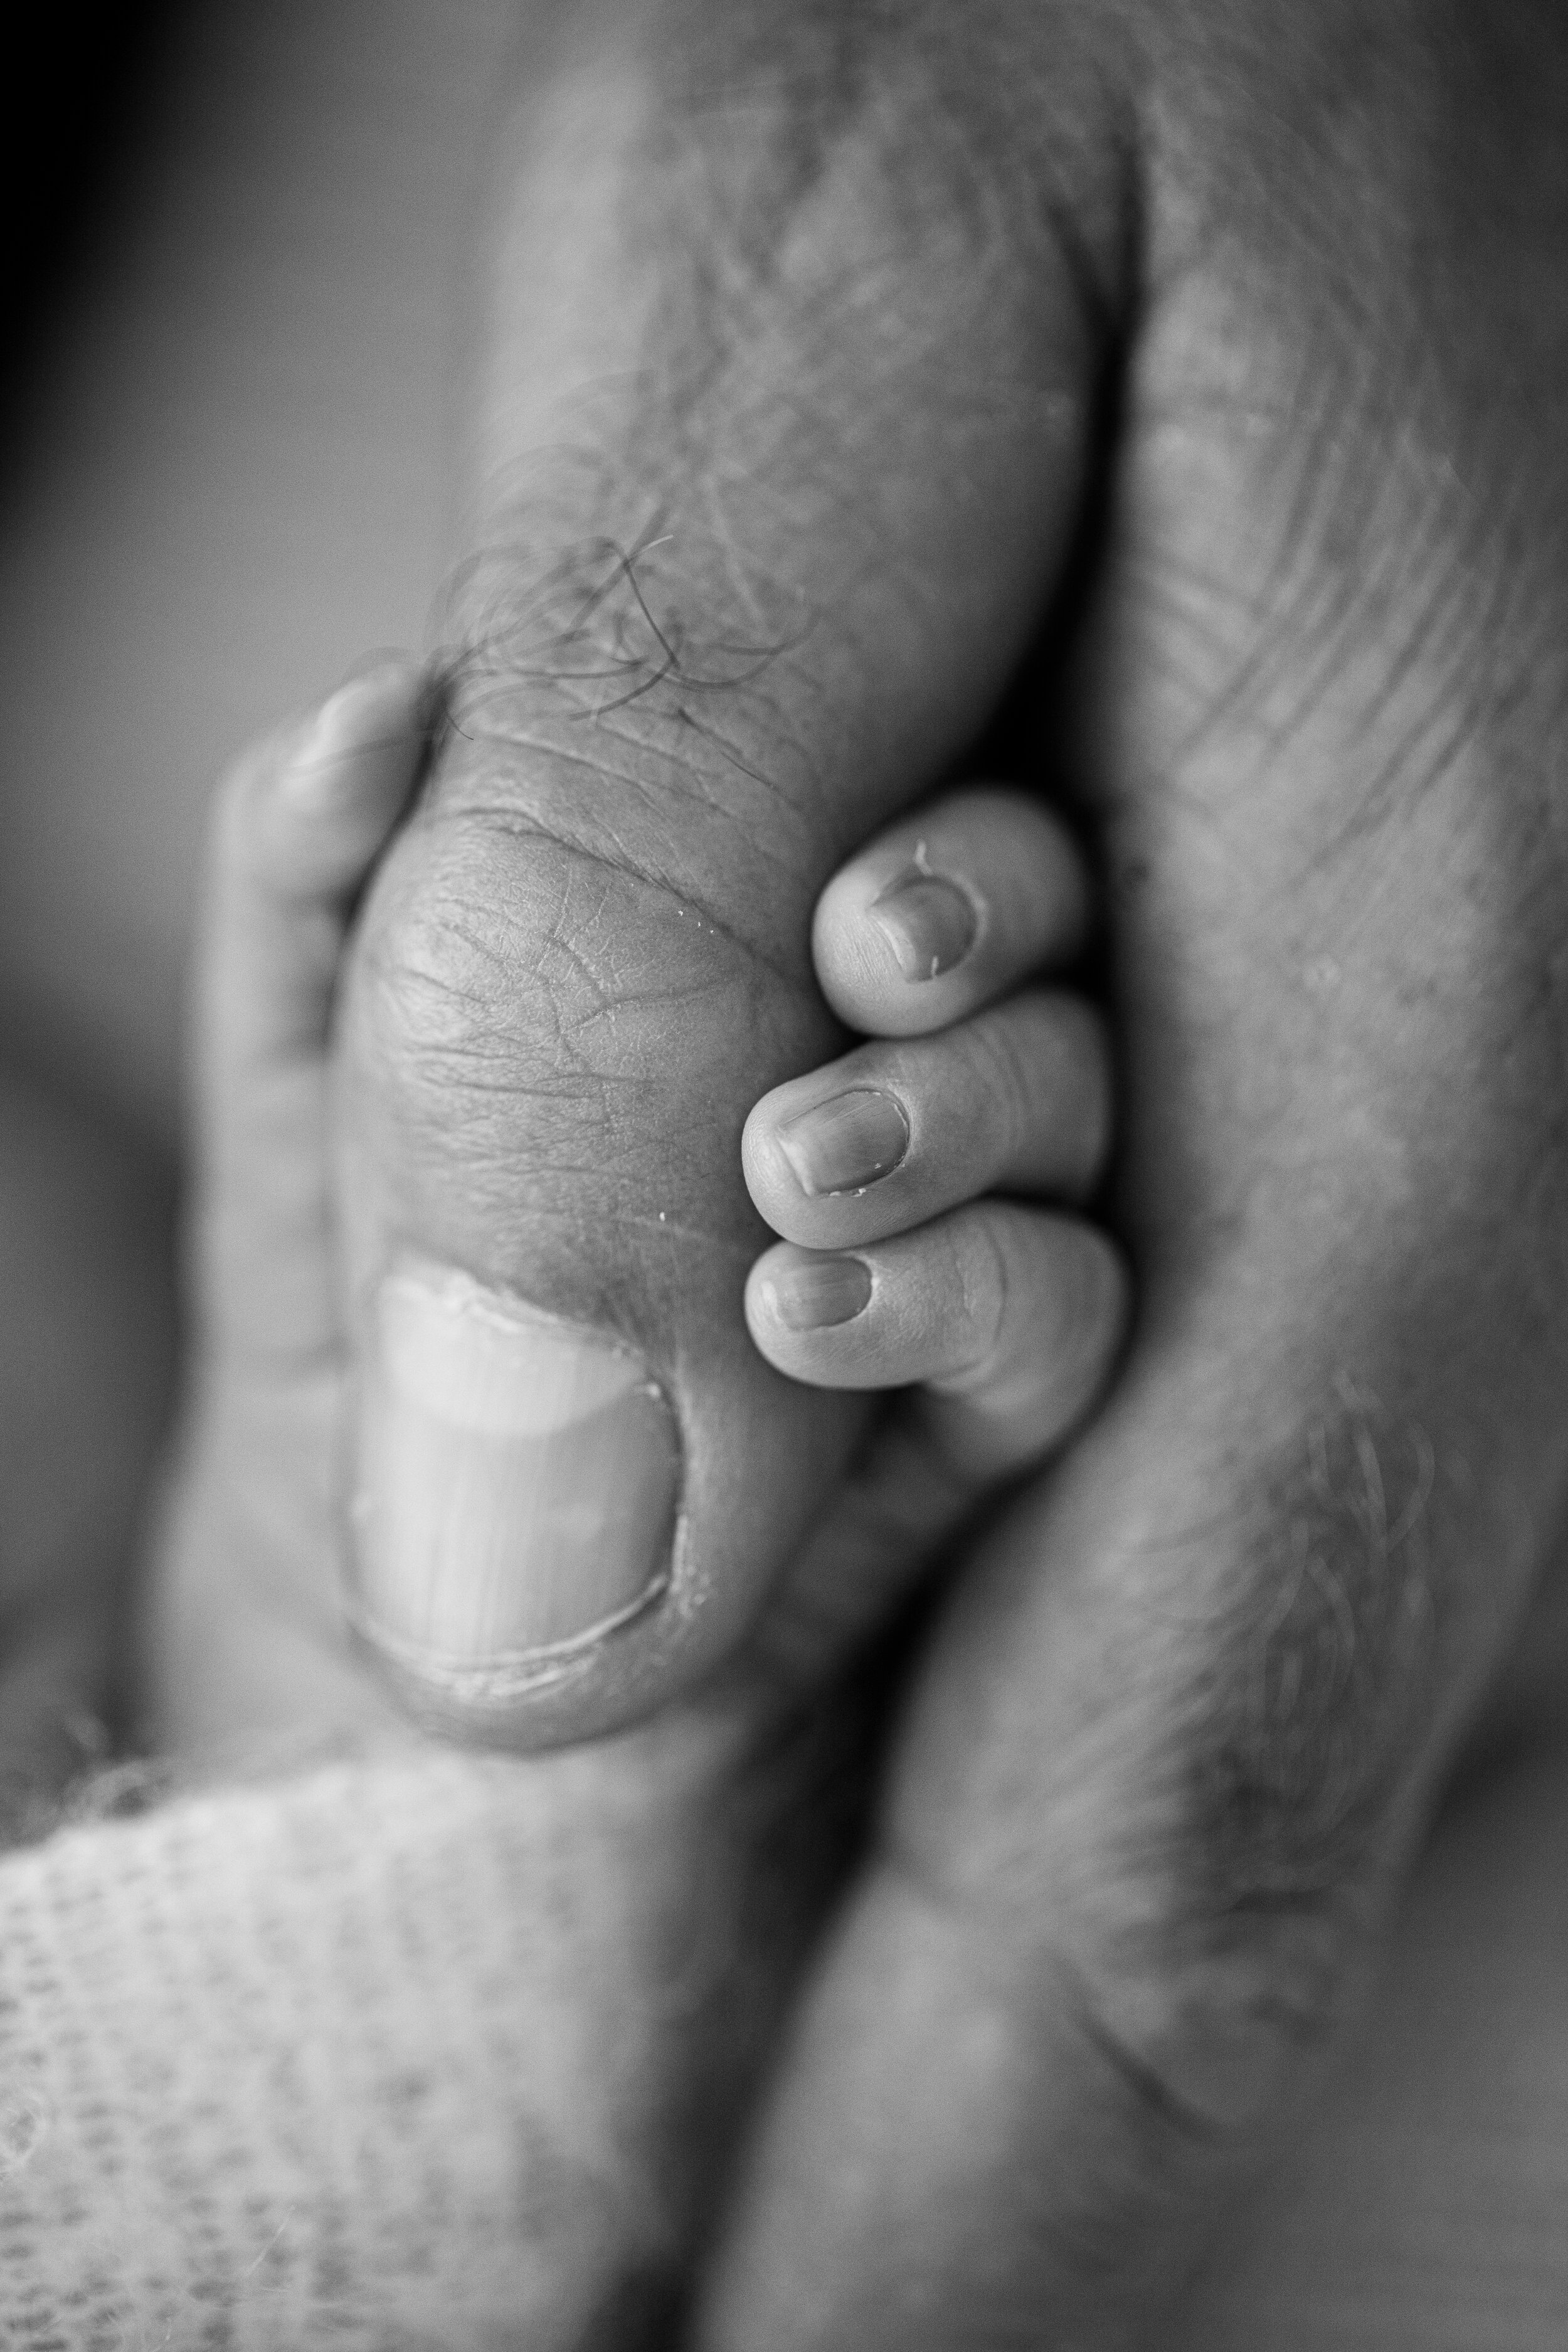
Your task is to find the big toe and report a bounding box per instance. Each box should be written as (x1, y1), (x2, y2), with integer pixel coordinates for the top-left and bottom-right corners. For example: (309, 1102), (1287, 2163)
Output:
(334, 732), (872, 1745)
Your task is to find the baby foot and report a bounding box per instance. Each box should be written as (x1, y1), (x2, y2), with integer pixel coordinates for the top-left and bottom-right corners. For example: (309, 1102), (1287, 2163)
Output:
(748, 783), (1120, 1470)
(133, 670), (869, 2337)
(741, 787), (1127, 1677)
(143, 667), (430, 1756)
(127, 669), (1129, 2338)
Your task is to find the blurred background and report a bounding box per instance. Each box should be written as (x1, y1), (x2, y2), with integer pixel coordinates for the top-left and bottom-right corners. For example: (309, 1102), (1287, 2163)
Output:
(1, 13), (1564, 2341)
(0, 0), (514, 1131)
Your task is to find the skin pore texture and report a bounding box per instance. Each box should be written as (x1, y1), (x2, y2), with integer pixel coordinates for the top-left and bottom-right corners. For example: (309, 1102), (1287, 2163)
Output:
(5, 0), (1568, 2344)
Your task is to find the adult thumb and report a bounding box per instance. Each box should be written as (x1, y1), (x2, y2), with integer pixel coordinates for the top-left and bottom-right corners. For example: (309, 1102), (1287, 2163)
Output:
(332, 6), (1128, 1744)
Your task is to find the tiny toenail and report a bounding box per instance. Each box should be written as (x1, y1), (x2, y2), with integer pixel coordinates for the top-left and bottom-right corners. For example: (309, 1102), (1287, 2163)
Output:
(285, 669), (413, 810)
(763, 1254), (873, 1330)
(869, 866), (977, 981)
(349, 1262), (678, 1677)
(777, 1088), (911, 1197)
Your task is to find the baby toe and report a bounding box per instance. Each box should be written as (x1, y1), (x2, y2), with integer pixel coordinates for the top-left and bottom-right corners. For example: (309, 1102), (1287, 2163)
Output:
(812, 785), (1091, 1039)
(746, 1202), (1126, 1480)
(743, 989), (1110, 1249)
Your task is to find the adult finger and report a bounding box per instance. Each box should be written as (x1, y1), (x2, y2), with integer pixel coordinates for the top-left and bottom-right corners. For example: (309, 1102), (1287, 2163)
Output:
(693, 2), (1568, 2338)
(703, 1227), (1562, 2349)
(333, 7), (1127, 1745)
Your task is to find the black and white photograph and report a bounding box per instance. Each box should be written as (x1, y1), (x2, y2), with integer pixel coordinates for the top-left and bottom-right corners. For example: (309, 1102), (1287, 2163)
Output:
(0, 3), (1564, 2343)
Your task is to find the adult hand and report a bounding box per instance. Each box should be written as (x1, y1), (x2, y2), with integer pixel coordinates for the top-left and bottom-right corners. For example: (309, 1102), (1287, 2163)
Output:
(320, 1), (1568, 2341)
(130, 672), (872, 2339)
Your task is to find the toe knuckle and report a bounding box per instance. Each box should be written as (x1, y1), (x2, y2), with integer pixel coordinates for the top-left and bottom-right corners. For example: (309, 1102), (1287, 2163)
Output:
(968, 1012), (1034, 1167)
(956, 1210), (1013, 1368)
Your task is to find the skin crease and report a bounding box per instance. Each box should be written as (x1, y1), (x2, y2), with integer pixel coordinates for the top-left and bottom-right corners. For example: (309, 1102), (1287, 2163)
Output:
(143, 1), (1568, 2346)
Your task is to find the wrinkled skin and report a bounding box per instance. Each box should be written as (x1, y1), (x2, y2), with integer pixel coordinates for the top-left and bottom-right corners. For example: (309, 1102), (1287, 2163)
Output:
(155, 1), (1568, 2344)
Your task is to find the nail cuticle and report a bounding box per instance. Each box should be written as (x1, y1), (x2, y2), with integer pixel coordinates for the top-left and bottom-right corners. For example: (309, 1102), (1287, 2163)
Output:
(348, 1565), (670, 1692)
